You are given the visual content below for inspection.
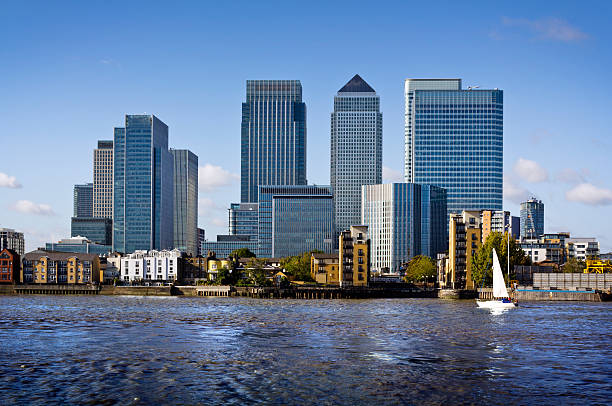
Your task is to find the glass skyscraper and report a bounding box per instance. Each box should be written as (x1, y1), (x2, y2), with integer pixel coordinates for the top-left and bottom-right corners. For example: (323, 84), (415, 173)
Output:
(73, 183), (93, 218)
(258, 185), (334, 258)
(241, 80), (307, 203)
(113, 115), (174, 253)
(331, 74), (382, 234)
(520, 197), (544, 238)
(404, 79), (503, 218)
(93, 140), (113, 219)
(170, 149), (198, 255)
(228, 203), (259, 238)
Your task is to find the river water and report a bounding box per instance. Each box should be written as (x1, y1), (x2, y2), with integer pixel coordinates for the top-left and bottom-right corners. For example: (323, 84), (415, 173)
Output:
(0, 296), (610, 405)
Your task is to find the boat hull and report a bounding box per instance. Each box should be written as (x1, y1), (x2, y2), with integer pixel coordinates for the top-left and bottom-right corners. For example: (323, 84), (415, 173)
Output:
(476, 299), (517, 309)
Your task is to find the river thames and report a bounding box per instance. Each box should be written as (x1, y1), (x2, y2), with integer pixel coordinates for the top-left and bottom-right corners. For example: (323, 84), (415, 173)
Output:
(0, 296), (610, 405)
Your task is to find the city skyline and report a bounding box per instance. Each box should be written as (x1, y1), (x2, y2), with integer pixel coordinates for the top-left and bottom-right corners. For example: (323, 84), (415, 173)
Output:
(1, 2), (611, 252)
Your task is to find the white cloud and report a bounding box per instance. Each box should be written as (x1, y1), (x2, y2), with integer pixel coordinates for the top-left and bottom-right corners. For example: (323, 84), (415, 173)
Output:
(565, 183), (612, 206)
(556, 168), (589, 184)
(10, 200), (55, 216)
(382, 166), (403, 183)
(0, 172), (22, 188)
(502, 17), (588, 42)
(513, 158), (548, 183)
(198, 164), (239, 192)
(503, 176), (532, 204)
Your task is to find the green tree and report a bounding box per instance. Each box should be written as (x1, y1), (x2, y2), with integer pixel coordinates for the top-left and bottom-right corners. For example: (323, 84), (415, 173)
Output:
(471, 232), (530, 287)
(403, 255), (436, 284)
(230, 248), (256, 259)
(215, 267), (240, 285)
(562, 257), (586, 273)
(281, 251), (319, 282)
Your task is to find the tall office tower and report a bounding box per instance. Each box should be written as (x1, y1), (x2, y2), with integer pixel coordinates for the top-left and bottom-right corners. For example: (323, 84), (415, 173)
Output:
(241, 80), (307, 203)
(331, 74), (382, 234)
(228, 203), (259, 237)
(404, 79), (503, 218)
(73, 183), (93, 218)
(170, 149), (198, 255)
(520, 197), (544, 238)
(0, 228), (25, 256)
(258, 185), (334, 258)
(361, 183), (447, 274)
(113, 115), (174, 253)
(93, 140), (114, 219)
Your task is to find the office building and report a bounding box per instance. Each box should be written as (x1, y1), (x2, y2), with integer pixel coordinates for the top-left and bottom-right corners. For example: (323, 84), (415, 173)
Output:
(119, 249), (182, 283)
(566, 238), (600, 261)
(71, 217), (112, 245)
(258, 185), (334, 258)
(113, 115), (174, 253)
(481, 210), (520, 242)
(197, 228), (206, 256)
(73, 183), (93, 218)
(330, 74), (382, 234)
(93, 140), (114, 219)
(361, 183), (447, 274)
(0, 228), (25, 256)
(404, 79), (503, 218)
(339, 225), (370, 287)
(447, 211), (482, 289)
(241, 80), (307, 203)
(22, 250), (100, 284)
(229, 203), (259, 237)
(45, 236), (111, 255)
(170, 149), (198, 255)
(520, 198), (544, 238)
(201, 236), (258, 260)
(0, 248), (19, 284)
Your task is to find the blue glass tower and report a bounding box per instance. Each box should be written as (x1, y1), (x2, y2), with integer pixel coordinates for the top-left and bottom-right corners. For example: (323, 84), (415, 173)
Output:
(170, 149), (198, 255)
(520, 197), (544, 238)
(113, 115), (174, 253)
(241, 80), (307, 203)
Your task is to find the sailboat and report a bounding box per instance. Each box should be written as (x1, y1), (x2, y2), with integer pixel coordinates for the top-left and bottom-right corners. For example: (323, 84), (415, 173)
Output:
(476, 248), (517, 309)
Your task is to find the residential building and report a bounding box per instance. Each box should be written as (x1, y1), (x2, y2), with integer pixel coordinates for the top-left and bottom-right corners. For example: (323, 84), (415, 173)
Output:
(339, 225), (370, 287)
(481, 210), (520, 242)
(447, 211), (482, 289)
(310, 253), (339, 285)
(330, 74), (382, 234)
(404, 79), (503, 219)
(601, 252), (612, 261)
(566, 238), (600, 261)
(0, 249), (19, 284)
(113, 115), (174, 253)
(0, 228), (25, 256)
(22, 250), (100, 284)
(519, 237), (564, 265)
(101, 253), (121, 284)
(201, 236), (258, 259)
(520, 198), (544, 238)
(45, 236), (111, 255)
(197, 228), (206, 256)
(229, 203), (259, 237)
(73, 183), (93, 218)
(93, 140), (114, 219)
(258, 185), (334, 258)
(120, 249), (182, 283)
(170, 149), (198, 255)
(241, 80), (307, 203)
(361, 183), (447, 274)
(71, 217), (112, 245)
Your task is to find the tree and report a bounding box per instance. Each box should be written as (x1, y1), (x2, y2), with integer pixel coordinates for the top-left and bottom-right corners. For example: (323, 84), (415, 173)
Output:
(562, 257), (586, 273)
(230, 248), (256, 259)
(403, 255), (436, 284)
(216, 267), (239, 285)
(471, 232), (530, 287)
(281, 251), (318, 282)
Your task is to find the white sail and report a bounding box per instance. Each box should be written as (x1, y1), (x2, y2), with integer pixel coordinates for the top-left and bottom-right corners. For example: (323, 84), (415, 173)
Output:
(492, 249), (509, 298)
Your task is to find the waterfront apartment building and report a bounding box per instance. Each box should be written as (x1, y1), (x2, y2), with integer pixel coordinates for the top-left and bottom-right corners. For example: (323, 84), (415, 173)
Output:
(361, 183), (447, 274)
(120, 249), (182, 283)
(310, 253), (340, 285)
(566, 238), (600, 261)
(404, 79), (503, 219)
(71, 217), (112, 245)
(93, 140), (114, 219)
(447, 211), (482, 289)
(481, 210), (520, 242)
(0, 228), (25, 256)
(330, 74), (382, 234)
(241, 80), (307, 203)
(170, 149), (198, 255)
(229, 203), (259, 237)
(0, 249), (19, 284)
(45, 236), (111, 256)
(113, 115), (174, 253)
(73, 183), (93, 218)
(258, 185), (334, 258)
(22, 250), (100, 284)
(339, 225), (370, 287)
(520, 198), (544, 238)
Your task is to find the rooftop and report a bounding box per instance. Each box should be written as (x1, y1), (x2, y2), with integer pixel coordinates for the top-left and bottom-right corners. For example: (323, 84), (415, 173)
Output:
(338, 74), (375, 93)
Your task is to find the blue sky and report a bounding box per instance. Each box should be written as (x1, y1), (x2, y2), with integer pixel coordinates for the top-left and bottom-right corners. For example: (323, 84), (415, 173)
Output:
(1, 1), (611, 252)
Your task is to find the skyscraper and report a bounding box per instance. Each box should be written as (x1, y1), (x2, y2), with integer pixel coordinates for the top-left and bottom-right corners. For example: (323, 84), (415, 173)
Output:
(170, 149), (198, 255)
(113, 115), (174, 253)
(331, 74), (382, 234)
(520, 197), (544, 238)
(241, 80), (307, 203)
(73, 183), (93, 218)
(404, 79), (503, 218)
(228, 203), (259, 237)
(93, 140), (113, 219)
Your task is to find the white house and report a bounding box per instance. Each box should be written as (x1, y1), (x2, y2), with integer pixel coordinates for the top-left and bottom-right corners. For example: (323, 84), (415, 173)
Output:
(121, 249), (182, 283)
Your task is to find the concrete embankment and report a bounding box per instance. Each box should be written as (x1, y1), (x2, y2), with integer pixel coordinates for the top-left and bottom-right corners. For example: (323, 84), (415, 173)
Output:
(99, 286), (172, 296)
(478, 287), (609, 302)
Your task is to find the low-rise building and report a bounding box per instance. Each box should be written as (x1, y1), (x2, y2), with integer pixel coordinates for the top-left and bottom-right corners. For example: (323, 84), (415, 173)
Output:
(22, 250), (100, 284)
(45, 236), (111, 255)
(310, 253), (339, 285)
(339, 225), (370, 287)
(0, 248), (20, 284)
(566, 238), (599, 261)
(520, 237), (565, 265)
(120, 249), (182, 284)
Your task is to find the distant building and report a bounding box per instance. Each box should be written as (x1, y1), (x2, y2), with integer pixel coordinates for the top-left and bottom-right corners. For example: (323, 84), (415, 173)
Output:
(0, 248), (20, 284)
(229, 203), (259, 237)
(73, 183), (93, 218)
(601, 252), (612, 261)
(310, 253), (339, 285)
(481, 210), (520, 242)
(241, 80), (307, 203)
(170, 149), (198, 255)
(120, 249), (182, 283)
(93, 140), (113, 219)
(339, 225), (370, 287)
(447, 211), (482, 289)
(566, 238), (600, 261)
(197, 228), (206, 256)
(520, 198), (544, 238)
(0, 228), (25, 256)
(201, 235), (258, 259)
(71, 217), (112, 245)
(258, 185), (334, 258)
(22, 250), (100, 284)
(520, 236), (564, 265)
(45, 236), (111, 256)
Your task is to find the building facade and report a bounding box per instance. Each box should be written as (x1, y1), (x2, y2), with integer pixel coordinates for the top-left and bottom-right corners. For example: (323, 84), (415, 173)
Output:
(310, 253), (340, 285)
(566, 238), (600, 261)
(520, 198), (544, 238)
(339, 225), (370, 287)
(404, 79), (503, 219)
(45, 236), (111, 255)
(330, 74), (382, 234)
(73, 183), (93, 218)
(71, 217), (112, 245)
(447, 211), (482, 289)
(197, 228), (206, 256)
(229, 203), (259, 237)
(481, 210), (520, 242)
(93, 140), (114, 219)
(201, 237), (258, 259)
(258, 185), (334, 258)
(22, 250), (100, 284)
(0, 249), (19, 284)
(170, 149), (198, 255)
(113, 115), (174, 253)
(120, 249), (182, 283)
(0, 228), (25, 256)
(241, 80), (307, 203)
